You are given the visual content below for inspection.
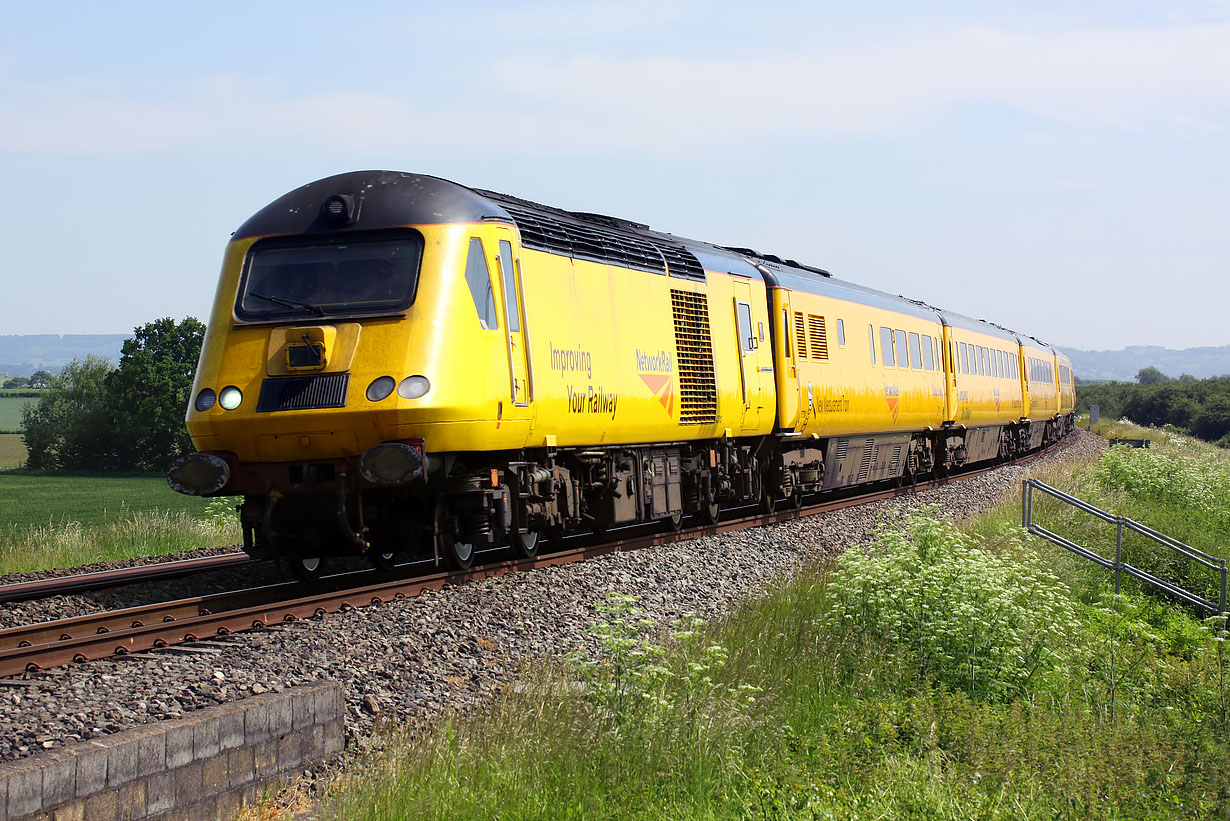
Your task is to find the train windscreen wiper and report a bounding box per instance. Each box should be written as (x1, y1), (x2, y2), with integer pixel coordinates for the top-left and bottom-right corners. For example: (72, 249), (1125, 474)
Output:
(248, 292), (327, 317)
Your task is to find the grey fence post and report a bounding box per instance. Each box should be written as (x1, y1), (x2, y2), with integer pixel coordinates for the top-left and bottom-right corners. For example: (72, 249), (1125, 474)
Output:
(1115, 518), (1123, 595)
(1221, 561), (1227, 614)
(1022, 480), (1028, 530)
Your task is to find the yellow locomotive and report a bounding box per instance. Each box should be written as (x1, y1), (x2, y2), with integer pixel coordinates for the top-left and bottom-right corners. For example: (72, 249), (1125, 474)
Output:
(168, 171), (1075, 577)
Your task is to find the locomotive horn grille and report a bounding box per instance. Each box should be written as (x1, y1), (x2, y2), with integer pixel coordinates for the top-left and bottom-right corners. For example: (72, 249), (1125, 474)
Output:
(670, 289), (717, 425)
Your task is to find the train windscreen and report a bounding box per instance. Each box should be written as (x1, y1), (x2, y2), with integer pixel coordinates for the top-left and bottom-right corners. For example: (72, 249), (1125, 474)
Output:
(236, 233), (422, 320)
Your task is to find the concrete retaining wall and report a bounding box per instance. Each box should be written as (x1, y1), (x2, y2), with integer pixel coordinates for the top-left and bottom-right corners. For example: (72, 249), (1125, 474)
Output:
(0, 681), (344, 821)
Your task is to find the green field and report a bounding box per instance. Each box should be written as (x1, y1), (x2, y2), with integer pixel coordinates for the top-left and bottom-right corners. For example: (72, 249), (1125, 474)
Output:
(0, 472), (241, 574)
(0, 395), (33, 433)
(0, 434), (25, 470)
(0, 472), (218, 529)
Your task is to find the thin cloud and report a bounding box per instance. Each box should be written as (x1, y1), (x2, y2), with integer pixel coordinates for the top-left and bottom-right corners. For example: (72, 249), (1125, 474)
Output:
(1, 22), (1228, 154)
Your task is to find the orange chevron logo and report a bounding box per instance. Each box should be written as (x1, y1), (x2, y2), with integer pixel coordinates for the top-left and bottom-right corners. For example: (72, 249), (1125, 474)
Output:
(885, 396), (900, 424)
(639, 373), (674, 415)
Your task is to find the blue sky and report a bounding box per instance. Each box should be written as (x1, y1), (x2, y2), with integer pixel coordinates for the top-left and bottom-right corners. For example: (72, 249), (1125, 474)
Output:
(2, 1), (1228, 351)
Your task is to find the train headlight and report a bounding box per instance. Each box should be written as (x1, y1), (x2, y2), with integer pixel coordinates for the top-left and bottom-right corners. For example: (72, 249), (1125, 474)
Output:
(194, 388), (217, 412)
(218, 386), (243, 411)
(397, 375), (431, 399)
(359, 442), (425, 486)
(167, 452), (231, 496)
(366, 376), (396, 402)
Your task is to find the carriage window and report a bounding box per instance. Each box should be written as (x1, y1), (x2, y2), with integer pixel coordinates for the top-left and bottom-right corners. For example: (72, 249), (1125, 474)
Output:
(894, 329), (909, 368)
(869, 325), (876, 364)
(921, 335), (934, 370)
(960, 342), (970, 374)
(980, 347), (988, 376)
(782, 309), (791, 357)
(463, 238), (498, 329)
(908, 332), (923, 369)
(880, 327), (895, 367)
(836, 319), (846, 346)
(737, 302), (754, 352)
(497, 240), (519, 333)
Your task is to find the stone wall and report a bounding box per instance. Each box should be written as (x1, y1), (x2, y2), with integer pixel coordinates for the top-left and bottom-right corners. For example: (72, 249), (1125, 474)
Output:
(0, 681), (343, 821)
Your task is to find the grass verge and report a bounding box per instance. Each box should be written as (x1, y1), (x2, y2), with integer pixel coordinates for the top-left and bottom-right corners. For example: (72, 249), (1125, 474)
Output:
(319, 425), (1230, 820)
(0, 472), (240, 574)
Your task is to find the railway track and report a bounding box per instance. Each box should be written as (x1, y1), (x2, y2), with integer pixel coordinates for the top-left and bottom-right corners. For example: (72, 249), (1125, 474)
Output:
(0, 453), (1044, 679)
(0, 552), (250, 603)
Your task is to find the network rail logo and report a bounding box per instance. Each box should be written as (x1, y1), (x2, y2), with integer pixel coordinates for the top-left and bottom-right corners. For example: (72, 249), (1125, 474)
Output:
(636, 348), (674, 415)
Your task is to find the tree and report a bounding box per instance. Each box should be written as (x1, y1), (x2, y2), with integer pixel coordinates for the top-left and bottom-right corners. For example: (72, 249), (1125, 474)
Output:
(1135, 366), (1172, 385)
(22, 356), (115, 470)
(28, 370), (53, 389)
(107, 317), (206, 471)
(3, 376), (30, 389)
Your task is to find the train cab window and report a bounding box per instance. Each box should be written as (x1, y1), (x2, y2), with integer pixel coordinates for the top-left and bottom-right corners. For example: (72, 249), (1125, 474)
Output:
(497, 241), (520, 333)
(463, 238), (498, 330)
(921, 335), (935, 370)
(737, 302), (754, 352)
(836, 319), (845, 346)
(868, 325), (876, 364)
(880, 327), (895, 367)
(237, 232), (423, 321)
(782, 309), (791, 357)
(894, 329), (909, 368)
(908, 332), (923, 369)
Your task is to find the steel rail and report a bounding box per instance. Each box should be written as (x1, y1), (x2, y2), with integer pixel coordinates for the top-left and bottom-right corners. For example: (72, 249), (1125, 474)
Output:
(1, 448), (1048, 678)
(0, 552), (250, 603)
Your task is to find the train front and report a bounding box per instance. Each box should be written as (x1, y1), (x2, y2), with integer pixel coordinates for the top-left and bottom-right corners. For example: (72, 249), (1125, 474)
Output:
(167, 171), (506, 574)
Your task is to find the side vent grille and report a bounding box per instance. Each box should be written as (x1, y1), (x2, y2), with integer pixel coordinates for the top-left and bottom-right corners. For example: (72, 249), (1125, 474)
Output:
(808, 314), (828, 360)
(257, 374), (349, 413)
(835, 438), (849, 461)
(857, 439), (874, 482)
(671, 289), (718, 425)
(890, 445), (902, 475)
(794, 312), (807, 360)
(487, 199), (705, 281)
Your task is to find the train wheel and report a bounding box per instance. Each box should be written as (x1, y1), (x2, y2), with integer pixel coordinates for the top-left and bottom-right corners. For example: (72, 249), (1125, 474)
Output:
(760, 492), (776, 514)
(702, 501), (720, 525)
(366, 546), (398, 570)
(286, 555), (326, 583)
(664, 512), (684, 532)
(443, 535), (475, 571)
(511, 529), (541, 560)
(786, 489), (804, 510)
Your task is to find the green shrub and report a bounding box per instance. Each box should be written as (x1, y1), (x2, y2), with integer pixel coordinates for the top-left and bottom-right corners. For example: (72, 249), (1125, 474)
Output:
(817, 510), (1080, 701)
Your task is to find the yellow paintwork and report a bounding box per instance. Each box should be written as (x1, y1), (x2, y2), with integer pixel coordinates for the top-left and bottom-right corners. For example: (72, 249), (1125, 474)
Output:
(186, 223), (775, 464)
(1056, 351), (1075, 416)
(1020, 341), (1059, 420)
(770, 288), (947, 436)
(946, 327), (1025, 427)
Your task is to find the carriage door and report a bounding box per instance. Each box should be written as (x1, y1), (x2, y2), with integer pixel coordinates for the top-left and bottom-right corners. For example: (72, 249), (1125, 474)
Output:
(732, 281), (763, 431)
(495, 232), (531, 407)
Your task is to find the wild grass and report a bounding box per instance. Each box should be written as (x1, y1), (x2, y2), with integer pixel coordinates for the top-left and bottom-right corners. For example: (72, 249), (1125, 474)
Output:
(0, 500), (241, 575)
(0, 472), (240, 573)
(319, 425), (1230, 819)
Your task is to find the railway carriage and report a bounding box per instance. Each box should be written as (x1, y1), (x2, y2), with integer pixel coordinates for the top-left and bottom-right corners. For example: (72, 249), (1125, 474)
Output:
(169, 170), (1076, 578)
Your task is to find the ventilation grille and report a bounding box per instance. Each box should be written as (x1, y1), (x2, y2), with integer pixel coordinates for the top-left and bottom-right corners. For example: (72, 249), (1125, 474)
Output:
(890, 445), (902, 475)
(808, 314), (828, 360)
(491, 201), (705, 281)
(257, 374), (349, 413)
(857, 439), (874, 482)
(835, 438), (849, 461)
(671, 289), (718, 425)
(794, 312), (807, 360)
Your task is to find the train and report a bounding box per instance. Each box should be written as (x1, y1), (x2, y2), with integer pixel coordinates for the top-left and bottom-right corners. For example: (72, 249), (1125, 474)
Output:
(167, 170), (1076, 579)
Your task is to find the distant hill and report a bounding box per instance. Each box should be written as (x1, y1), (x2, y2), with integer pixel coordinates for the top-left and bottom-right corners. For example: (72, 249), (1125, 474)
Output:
(0, 334), (128, 378)
(1061, 345), (1230, 383)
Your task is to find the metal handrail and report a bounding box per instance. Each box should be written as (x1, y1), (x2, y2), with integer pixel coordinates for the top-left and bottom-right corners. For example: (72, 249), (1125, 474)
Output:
(1022, 478), (1228, 613)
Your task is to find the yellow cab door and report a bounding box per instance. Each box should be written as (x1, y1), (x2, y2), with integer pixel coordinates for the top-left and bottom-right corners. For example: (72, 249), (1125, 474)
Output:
(732, 280), (768, 433)
(493, 229), (532, 408)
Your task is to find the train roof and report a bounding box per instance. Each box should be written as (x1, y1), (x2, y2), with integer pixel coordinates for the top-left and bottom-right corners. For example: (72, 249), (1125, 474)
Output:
(234, 171), (1061, 355)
